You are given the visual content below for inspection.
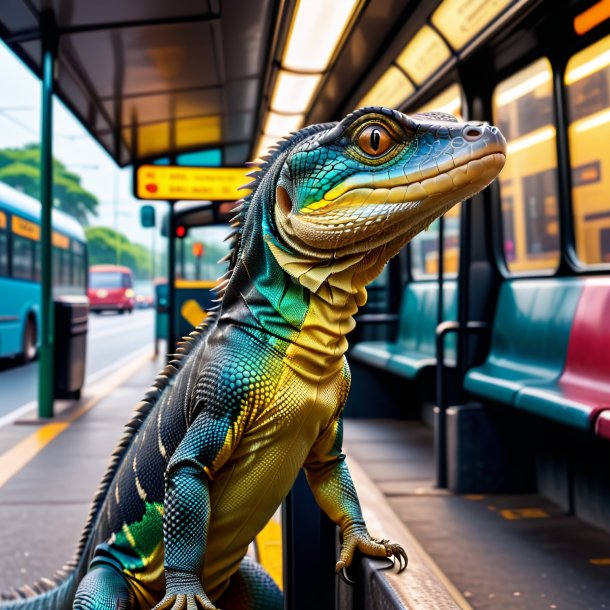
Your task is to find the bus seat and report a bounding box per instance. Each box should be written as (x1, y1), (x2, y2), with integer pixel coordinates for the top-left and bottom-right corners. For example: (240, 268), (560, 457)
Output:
(350, 281), (457, 380)
(386, 282), (457, 378)
(514, 279), (610, 430)
(595, 411), (610, 440)
(464, 279), (583, 405)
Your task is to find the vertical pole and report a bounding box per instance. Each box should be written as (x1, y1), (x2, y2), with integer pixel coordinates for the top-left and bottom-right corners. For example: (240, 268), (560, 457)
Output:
(283, 472), (336, 610)
(114, 173), (120, 265)
(151, 221), (157, 281)
(435, 215), (446, 487)
(38, 11), (56, 419)
(167, 201), (176, 354)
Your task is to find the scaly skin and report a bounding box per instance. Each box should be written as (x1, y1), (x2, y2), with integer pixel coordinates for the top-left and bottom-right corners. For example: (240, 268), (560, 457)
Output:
(0, 107), (505, 610)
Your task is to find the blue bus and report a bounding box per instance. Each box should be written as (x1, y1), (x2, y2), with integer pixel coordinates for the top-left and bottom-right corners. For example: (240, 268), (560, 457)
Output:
(0, 182), (87, 362)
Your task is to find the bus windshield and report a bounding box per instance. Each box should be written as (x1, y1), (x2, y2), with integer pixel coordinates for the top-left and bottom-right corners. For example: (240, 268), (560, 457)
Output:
(89, 271), (124, 289)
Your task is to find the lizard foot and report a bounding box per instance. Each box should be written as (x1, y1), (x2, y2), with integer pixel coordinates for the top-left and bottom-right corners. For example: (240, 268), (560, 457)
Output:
(154, 571), (217, 610)
(335, 524), (408, 585)
(152, 593), (217, 610)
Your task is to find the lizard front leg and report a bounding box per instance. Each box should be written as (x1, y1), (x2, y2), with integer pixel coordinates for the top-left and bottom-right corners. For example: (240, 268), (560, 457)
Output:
(153, 462), (215, 610)
(153, 389), (243, 610)
(304, 416), (408, 580)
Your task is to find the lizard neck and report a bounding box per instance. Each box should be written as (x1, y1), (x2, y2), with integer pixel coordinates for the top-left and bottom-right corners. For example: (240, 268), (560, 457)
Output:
(220, 213), (371, 377)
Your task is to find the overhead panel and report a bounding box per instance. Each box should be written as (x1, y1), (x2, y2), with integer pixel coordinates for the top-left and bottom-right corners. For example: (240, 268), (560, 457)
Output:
(0, 0), (276, 167)
(431, 0), (514, 51)
(358, 66), (414, 109)
(395, 25), (451, 85)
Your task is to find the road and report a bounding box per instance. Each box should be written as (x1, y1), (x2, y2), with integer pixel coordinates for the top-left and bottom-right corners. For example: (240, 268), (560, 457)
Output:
(0, 309), (156, 422)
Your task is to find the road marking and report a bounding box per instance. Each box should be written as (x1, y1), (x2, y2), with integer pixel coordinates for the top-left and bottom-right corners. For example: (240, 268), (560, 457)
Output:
(0, 349), (153, 490)
(590, 558), (610, 565)
(0, 346), (152, 429)
(500, 508), (550, 520)
(0, 423), (69, 487)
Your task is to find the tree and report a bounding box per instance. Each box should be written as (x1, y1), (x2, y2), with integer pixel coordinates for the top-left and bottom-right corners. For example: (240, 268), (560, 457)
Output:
(0, 144), (98, 224)
(85, 226), (152, 280)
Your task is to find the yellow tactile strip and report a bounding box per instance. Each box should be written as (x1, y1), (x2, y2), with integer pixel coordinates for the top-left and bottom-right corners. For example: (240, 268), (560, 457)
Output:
(0, 349), (153, 490)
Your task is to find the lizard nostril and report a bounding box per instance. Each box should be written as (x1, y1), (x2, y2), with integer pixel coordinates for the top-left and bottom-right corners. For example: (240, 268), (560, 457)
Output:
(463, 125), (484, 141)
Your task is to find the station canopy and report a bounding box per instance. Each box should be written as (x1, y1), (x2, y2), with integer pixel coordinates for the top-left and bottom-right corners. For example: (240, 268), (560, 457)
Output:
(0, 0), (525, 168)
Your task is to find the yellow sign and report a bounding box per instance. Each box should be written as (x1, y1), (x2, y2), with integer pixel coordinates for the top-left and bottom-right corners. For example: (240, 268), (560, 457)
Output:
(0, 211), (6, 230)
(52, 231), (70, 250)
(135, 165), (251, 201)
(12, 215), (40, 241)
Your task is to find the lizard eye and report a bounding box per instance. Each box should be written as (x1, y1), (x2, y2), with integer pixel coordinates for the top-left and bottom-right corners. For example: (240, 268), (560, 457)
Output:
(357, 124), (393, 156)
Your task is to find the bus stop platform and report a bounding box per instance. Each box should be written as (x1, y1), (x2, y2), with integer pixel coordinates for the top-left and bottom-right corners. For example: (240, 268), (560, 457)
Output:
(0, 355), (608, 609)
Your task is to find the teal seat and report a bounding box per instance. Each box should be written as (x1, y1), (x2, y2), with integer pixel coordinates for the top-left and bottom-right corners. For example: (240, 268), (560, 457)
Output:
(350, 281), (457, 380)
(464, 279), (583, 405)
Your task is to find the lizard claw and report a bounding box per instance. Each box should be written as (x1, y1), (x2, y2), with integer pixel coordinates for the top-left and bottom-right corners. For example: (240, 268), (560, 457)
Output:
(385, 543), (408, 573)
(339, 566), (356, 586)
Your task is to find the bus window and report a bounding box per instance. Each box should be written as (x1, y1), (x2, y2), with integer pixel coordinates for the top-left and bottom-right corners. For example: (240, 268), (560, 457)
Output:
(409, 84), (463, 278)
(566, 34), (610, 267)
(72, 240), (86, 288)
(0, 219), (7, 277)
(493, 58), (560, 273)
(13, 235), (34, 280)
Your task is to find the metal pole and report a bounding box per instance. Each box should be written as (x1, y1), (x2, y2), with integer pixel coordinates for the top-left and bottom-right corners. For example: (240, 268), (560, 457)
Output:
(167, 201), (176, 354)
(38, 12), (56, 419)
(435, 215), (446, 487)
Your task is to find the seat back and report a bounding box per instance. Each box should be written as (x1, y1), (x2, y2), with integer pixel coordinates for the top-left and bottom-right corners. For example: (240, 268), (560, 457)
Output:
(487, 279), (583, 379)
(561, 278), (610, 394)
(396, 281), (458, 358)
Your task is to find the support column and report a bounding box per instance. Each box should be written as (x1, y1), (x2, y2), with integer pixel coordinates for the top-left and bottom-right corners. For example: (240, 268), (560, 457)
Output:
(38, 11), (57, 419)
(167, 201), (176, 354)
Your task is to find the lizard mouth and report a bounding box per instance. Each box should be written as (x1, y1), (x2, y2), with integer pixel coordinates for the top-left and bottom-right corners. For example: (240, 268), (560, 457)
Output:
(277, 150), (505, 254)
(294, 149), (506, 221)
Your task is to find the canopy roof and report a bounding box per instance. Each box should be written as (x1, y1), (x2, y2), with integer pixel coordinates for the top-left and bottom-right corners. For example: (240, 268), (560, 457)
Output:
(0, 0), (526, 168)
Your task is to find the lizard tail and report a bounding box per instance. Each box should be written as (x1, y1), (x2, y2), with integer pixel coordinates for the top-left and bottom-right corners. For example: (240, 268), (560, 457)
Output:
(0, 314), (217, 610)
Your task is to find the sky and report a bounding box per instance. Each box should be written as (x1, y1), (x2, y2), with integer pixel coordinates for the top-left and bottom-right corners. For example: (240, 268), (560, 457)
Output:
(0, 40), (165, 248)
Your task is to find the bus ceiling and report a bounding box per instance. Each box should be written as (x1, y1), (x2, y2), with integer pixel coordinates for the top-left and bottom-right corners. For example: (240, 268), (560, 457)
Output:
(0, 0), (532, 168)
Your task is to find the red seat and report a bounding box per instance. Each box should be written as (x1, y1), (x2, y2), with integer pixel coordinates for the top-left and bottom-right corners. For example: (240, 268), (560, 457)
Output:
(514, 278), (610, 430)
(595, 411), (610, 440)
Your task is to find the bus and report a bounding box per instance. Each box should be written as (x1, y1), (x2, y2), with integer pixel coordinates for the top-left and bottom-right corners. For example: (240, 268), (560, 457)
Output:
(88, 265), (135, 314)
(0, 182), (87, 362)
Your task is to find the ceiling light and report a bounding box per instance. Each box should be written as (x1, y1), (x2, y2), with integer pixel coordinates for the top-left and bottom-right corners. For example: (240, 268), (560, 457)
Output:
(264, 112), (304, 137)
(271, 70), (321, 114)
(283, 0), (360, 72)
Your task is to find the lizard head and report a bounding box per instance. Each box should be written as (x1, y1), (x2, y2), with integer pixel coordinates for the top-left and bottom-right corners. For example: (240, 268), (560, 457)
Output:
(272, 107), (505, 258)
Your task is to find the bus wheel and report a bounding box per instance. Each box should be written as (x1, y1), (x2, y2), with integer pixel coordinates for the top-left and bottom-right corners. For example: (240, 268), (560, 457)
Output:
(22, 317), (37, 363)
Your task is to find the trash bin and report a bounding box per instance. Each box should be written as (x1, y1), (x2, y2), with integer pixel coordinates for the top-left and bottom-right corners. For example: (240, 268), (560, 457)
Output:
(54, 296), (89, 400)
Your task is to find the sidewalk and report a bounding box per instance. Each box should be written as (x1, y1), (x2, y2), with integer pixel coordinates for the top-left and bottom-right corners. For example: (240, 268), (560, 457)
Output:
(0, 352), (160, 592)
